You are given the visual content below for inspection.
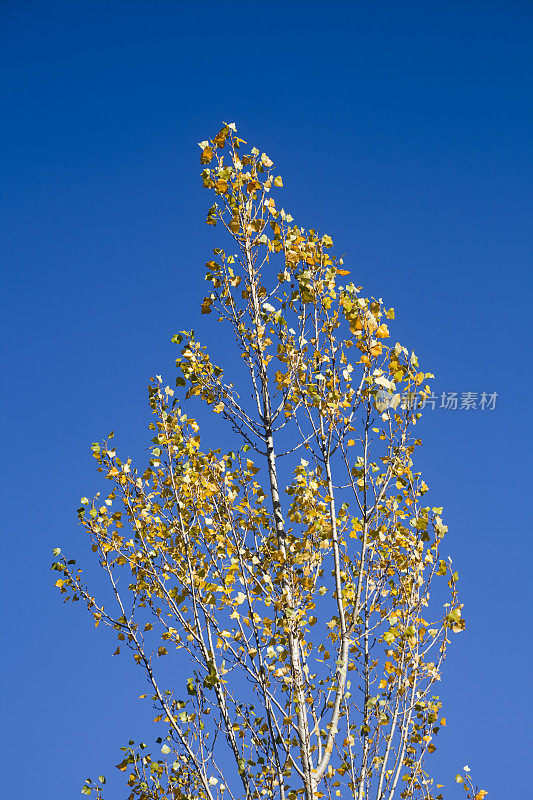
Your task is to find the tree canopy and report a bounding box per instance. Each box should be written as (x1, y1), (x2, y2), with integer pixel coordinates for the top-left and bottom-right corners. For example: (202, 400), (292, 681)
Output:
(53, 124), (486, 800)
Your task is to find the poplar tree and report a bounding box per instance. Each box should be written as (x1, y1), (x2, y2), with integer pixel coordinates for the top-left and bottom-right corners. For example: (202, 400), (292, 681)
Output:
(53, 124), (486, 800)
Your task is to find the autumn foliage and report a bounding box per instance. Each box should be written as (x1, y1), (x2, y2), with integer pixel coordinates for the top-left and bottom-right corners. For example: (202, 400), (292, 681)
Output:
(53, 124), (486, 800)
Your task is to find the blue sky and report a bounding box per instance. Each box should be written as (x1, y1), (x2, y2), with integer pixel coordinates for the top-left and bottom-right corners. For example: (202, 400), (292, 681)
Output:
(1, 1), (531, 797)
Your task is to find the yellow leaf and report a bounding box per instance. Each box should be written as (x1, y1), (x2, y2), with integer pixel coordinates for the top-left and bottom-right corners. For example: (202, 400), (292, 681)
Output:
(200, 146), (213, 164)
(475, 792), (488, 800)
(375, 324), (390, 339)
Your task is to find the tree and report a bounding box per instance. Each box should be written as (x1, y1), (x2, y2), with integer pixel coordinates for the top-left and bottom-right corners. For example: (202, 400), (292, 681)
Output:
(53, 124), (486, 800)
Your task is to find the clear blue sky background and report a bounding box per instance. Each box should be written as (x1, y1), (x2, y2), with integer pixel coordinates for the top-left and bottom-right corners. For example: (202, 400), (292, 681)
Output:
(1, 1), (531, 797)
